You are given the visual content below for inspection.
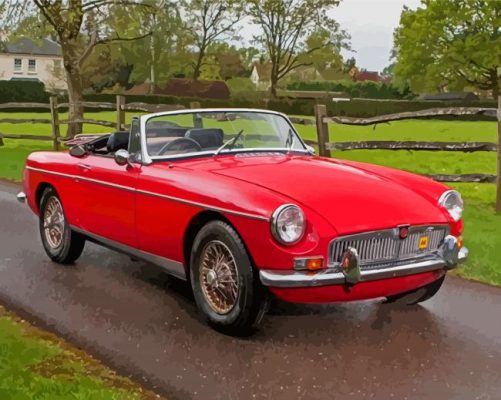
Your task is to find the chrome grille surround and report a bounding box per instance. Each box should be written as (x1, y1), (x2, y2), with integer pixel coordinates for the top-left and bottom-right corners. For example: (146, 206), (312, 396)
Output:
(329, 225), (449, 270)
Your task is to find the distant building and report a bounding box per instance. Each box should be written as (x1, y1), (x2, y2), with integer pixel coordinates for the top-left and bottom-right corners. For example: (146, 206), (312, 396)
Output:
(419, 91), (479, 101)
(250, 63), (272, 90)
(0, 37), (66, 91)
(354, 69), (381, 83)
(251, 63), (325, 90)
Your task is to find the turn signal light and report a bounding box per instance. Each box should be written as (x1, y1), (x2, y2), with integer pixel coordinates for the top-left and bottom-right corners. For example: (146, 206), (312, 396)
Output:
(457, 236), (463, 249)
(294, 257), (324, 271)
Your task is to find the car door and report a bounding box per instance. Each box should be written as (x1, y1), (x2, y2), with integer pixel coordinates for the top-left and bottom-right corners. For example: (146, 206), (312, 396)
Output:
(74, 135), (139, 248)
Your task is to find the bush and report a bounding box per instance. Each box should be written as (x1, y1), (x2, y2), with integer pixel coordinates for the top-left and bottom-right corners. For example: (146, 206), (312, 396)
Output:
(287, 80), (414, 100)
(0, 81), (50, 103)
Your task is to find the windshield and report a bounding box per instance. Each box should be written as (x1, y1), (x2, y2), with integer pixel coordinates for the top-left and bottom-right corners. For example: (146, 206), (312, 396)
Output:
(144, 111), (306, 159)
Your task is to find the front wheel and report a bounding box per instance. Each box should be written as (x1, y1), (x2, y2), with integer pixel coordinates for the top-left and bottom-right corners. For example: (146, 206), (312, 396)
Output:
(190, 221), (268, 335)
(384, 275), (445, 305)
(39, 187), (85, 264)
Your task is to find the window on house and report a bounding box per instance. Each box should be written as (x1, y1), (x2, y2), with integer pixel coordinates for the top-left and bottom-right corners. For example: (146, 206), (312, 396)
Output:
(28, 59), (36, 72)
(14, 58), (22, 72)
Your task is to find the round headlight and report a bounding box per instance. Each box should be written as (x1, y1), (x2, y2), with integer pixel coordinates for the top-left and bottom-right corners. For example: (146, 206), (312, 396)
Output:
(271, 204), (305, 245)
(438, 190), (464, 222)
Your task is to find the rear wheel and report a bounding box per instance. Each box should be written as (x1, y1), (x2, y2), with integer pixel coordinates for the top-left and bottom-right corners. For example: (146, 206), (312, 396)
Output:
(384, 275), (445, 305)
(39, 187), (85, 264)
(190, 220), (268, 335)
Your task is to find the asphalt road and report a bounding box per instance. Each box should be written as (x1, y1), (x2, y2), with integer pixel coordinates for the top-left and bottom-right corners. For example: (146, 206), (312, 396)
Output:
(0, 181), (500, 400)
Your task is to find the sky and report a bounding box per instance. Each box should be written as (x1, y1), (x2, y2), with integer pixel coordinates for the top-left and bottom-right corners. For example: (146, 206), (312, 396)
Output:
(331, 0), (421, 72)
(240, 0), (422, 73)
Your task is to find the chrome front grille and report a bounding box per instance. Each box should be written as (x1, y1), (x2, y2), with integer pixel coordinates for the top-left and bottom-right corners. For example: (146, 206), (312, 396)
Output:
(329, 225), (449, 269)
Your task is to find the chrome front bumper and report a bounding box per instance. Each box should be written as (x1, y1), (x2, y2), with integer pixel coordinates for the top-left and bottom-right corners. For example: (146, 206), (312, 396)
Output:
(260, 236), (468, 288)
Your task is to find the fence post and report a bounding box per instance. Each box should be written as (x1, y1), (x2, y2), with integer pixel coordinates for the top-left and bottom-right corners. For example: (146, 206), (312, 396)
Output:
(190, 101), (202, 128)
(496, 95), (501, 212)
(116, 95), (125, 131)
(49, 96), (60, 151)
(315, 104), (329, 157)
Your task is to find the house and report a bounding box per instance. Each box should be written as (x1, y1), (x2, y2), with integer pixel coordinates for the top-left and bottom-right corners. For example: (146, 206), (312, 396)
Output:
(0, 37), (66, 91)
(250, 62), (322, 90)
(355, 70), (381, 82)
(250, 63), (272, 90)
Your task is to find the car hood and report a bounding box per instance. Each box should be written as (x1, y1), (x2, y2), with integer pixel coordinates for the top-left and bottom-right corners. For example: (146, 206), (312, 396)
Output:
(211, 155), (448, 234)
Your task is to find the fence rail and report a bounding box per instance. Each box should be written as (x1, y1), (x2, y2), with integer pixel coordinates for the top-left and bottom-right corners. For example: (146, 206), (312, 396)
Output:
(1, 95), (500, 210)
(313, 99), (501, 210)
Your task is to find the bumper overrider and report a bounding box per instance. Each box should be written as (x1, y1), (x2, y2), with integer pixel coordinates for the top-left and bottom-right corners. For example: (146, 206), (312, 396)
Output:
(260, 235), (468, 288)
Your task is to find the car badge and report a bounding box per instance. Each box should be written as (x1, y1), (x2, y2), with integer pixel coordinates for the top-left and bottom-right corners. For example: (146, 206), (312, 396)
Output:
(398, 226), (409, 239)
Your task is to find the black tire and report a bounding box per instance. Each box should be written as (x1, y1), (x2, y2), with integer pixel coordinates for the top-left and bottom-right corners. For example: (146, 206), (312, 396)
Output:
(190, 220), (268, 335)
(384, 275), (445, 305)
(39, 187), (85, 264)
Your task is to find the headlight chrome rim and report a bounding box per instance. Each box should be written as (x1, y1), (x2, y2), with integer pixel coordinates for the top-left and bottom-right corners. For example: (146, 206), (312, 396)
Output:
(271, 204), (305, 245)
(438, 190), (464, 222)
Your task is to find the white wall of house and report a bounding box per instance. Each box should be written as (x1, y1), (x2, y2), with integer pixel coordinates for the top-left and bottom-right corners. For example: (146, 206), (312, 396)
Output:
(0, 53), (66, 91)
(250, 66), (270, 90)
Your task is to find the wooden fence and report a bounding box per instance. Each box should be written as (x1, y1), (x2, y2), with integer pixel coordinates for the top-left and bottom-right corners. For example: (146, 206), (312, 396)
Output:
(0, 95), (192, 150)
(1, 95), (500, 210)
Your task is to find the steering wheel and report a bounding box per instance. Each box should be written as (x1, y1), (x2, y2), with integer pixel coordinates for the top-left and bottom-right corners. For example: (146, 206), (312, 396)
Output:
(157, 137), (202, 155)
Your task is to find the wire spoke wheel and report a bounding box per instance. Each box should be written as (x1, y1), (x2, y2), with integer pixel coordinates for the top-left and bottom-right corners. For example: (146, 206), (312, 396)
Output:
(199, 240), (239, 315)
(43, 196), (65, 249)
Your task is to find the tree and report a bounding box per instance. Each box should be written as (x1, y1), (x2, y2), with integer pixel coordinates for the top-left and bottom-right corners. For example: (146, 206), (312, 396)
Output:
(299, 28), (344, 72)
(393, 0), (500, 98)
(26, 1), (153, 137)
(248, 0), (348, 97)
(110, 1), (187, 89)
(180, 0), (243, 81)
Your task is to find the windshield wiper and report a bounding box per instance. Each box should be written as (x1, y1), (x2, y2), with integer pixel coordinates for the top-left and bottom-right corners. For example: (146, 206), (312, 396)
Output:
(214, 129), (244, 156)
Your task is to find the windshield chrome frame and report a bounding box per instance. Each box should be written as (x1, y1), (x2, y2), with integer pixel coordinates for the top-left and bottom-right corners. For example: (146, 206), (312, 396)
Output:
(139, 108), (309, 164)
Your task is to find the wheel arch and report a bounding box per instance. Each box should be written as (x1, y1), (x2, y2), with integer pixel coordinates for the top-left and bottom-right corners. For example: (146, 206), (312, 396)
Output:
(35, 182), (55, 211)
(183, 210), (254, 272)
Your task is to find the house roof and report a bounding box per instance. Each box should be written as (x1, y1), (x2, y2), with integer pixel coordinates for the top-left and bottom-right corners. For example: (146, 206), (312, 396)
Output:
(252, 63), (272, 81)
(0, 37), (61, 56)
(355, 70), (380, 82)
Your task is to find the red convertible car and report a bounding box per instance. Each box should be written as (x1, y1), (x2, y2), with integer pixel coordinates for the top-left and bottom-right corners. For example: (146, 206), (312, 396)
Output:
(18, 109), (468, 333)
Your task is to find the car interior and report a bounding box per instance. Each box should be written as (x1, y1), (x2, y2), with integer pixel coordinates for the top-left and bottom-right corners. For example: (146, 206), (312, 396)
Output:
(84, 124), (225, 158)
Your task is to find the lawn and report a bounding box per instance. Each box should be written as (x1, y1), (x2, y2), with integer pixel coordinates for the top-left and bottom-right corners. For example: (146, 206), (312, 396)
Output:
(0, 112), (500, 285)
(0, 305), (158, 399)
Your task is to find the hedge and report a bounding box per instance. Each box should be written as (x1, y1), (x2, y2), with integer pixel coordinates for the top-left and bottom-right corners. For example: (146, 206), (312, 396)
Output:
(0, 84), (496, 120)
(0, 80), (50, 103)
(287, 80), (414, 100)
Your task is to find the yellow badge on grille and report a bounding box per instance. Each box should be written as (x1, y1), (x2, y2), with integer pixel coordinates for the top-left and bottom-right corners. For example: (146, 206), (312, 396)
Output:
(419, 236), (429, 250)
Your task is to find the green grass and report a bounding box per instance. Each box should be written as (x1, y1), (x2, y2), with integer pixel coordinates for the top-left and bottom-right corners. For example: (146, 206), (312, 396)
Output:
(0, 305), (159, 400)
(0, 112), (500, 286)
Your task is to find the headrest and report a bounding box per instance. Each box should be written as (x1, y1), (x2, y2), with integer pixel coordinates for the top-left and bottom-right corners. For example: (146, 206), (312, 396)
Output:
(106, 131), (129, 153)
(185, 128), (224, 149)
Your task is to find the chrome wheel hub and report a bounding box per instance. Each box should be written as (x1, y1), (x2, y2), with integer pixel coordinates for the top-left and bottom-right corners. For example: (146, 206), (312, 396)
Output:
(43, 196), (65, 249)
(199, 240), (239, 315)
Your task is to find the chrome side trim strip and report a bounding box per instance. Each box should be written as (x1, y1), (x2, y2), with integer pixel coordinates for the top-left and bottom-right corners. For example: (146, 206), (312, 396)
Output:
(71, 226), (187, 280)
(136, 188), (269, 221)
(27, 166), (269, 221)
(259, 257), (449, 288)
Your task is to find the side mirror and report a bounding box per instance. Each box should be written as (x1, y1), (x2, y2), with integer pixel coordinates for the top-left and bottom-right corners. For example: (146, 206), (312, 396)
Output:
(306, 145), (316, 154)
(114, 149), (132, 167)
(69, 145), (88, 158)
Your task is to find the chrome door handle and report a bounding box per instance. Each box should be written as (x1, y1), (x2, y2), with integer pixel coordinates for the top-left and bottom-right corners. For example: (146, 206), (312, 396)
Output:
(77, 163), (92, 171)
